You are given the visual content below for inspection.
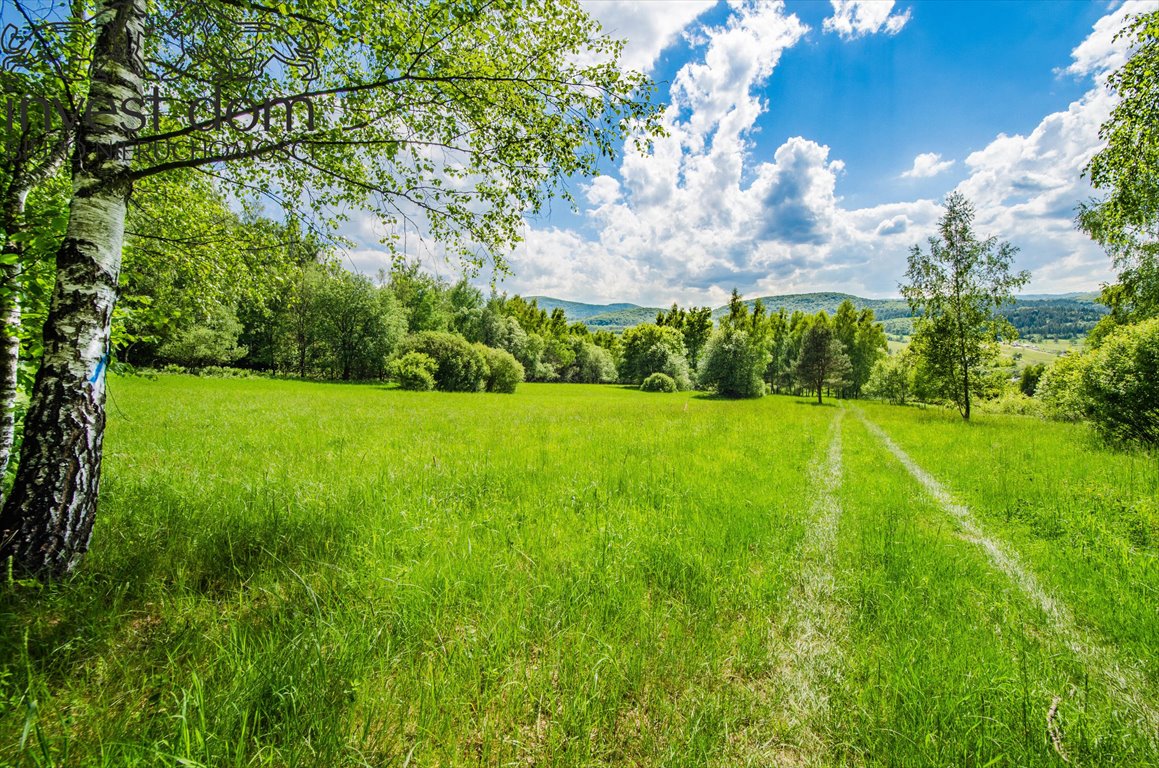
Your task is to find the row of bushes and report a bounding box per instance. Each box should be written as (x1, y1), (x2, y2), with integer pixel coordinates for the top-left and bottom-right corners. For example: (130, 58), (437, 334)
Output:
(388, 332), (524, 393)
(389, 322), (857, 400)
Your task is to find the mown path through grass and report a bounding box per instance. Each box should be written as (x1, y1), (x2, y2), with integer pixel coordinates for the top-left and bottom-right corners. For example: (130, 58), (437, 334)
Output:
(855, 406), (1159, 747)
(769, 409), (846, 766)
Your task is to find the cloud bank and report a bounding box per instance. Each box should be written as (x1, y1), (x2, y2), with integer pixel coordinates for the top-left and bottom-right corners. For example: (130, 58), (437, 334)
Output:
(342, 0), (1159, 305)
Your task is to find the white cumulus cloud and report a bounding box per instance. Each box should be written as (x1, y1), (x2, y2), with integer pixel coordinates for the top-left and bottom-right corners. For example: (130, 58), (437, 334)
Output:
(581, 0), (718, 73)
(901, 151), (955, 179)
(1063, 0), (1158, 77)
(823, 0), (911, 40)
(337, 0), (1154, 303)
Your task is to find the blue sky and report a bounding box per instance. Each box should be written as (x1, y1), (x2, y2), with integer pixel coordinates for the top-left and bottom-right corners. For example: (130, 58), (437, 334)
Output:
(349, 0), (1157, 306)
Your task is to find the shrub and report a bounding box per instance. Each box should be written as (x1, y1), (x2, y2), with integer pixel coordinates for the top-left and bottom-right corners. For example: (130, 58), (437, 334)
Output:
(1018, 362), (1046, 396)
(1079, 318), (1159, 446)
(1036, 352), (1088, 421)
(620, 324), (692, 389)
(572, 342), (617, 383)
(198, 366), (260, 379)
(866, 352), (915, 404)
(641, 372), (678, 393)
(979, 389), (1043, 417)
(395, 332), (487, 392)
(156, 307), (247, 370)
(388, 351), (438, 391)
(476, 344), (525, 394)
(697, 327), (768, 398)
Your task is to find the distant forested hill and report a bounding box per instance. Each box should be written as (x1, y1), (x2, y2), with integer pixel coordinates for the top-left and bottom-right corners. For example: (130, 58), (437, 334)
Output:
(526, 296), (643, 322)
(528, 292), (1108, 339)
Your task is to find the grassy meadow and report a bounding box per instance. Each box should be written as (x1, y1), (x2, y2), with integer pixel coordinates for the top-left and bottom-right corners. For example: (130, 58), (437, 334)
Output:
(1, 376), (1156, 766)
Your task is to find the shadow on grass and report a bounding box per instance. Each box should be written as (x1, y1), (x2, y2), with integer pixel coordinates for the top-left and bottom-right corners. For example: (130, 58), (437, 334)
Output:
(690, 391), (754, 401)
(0, 479), (358, 687)
(791, 398), (840, 407)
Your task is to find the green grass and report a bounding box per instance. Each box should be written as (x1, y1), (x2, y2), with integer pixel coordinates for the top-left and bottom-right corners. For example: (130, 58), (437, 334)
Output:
(830, 415), (1152, 766)
(1022, 338), (1085, 355)
(857, 402), (1159, 688)
(0, 377), (1154, 766)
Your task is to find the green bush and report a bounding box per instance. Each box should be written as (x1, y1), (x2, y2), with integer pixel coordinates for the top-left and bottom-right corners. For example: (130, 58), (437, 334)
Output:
(1036, 352), (1088, 421)
(476, 344), (525, 394)
(697, 327), (768, 398)
(388, 351), (438, 391)
(156, 307), (247, 370)
(1019, 362), (1046, 396)
(395, 332), (487, 392)
(641, 372), (678, 393)
(620, 324), (692, 389)
(979, 390), (1043, 417)
(866, 352), (915, 404)
(571, 341), (618, 383)
(1079, 318), (1159, 446)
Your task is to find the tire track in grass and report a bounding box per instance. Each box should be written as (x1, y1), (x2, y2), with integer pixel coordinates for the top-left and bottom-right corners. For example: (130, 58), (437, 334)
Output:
(856, 408), (1159, 742)
(768, 409), (845, 766)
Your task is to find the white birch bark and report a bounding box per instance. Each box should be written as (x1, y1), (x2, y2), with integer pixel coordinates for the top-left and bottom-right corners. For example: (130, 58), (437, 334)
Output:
(0, 137), (70, 487)
(0, 187), (31, 486)
(0, 0), (144, 577)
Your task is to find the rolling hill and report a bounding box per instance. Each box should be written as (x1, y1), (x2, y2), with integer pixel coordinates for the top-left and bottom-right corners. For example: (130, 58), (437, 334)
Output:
(526, 296), (644, 322)
(527, 292), (1108, 339)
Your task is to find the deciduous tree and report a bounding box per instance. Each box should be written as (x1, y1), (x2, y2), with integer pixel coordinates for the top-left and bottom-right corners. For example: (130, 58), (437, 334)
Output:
(902, 193), (1028, 419)
(1079, 9), (1159, 335)
(793, 316), (851, 404)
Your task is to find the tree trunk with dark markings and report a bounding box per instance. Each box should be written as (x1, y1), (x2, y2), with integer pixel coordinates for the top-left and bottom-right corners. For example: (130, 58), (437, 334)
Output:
(0, 0), (144, 578)
(0, 189), (29, 486)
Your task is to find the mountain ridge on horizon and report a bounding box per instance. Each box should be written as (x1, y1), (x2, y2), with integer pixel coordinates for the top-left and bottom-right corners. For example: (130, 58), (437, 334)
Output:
(528, 290), (1101, 318)
(526, 291), (1106, 338)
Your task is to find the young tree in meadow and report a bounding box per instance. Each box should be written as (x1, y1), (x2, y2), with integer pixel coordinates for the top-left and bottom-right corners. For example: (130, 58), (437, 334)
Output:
(724, 288), (748, 328)
(0, 0), (662, 576)
(902, 193), (1029, 419)
(850, 309), (888, 397)
(794, 316), (852, 404)
(682, 306), (715, 370)
(318, 271), (406, 380)
(762, 308), (790, 392)
(1078, 9), (1159, 336)
(567, 340), (617, 383)
(833, 300), (859, 397)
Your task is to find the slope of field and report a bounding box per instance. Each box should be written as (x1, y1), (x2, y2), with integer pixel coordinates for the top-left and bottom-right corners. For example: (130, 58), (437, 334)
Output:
(1, 378), (1154, 766)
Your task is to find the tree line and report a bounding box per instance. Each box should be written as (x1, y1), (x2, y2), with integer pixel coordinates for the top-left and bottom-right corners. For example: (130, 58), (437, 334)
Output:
(0, 0), (664, 577)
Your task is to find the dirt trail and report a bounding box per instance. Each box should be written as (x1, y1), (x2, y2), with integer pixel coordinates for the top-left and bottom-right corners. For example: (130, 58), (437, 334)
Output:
(856, 409), (1159, 742)
(767, 410), (846, 765)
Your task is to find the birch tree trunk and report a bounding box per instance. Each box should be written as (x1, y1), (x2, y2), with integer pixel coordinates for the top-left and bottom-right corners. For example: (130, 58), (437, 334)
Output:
(0, 138), (70, 486)
(0, 0), (144, 578)
(0, 188), (30, 484)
